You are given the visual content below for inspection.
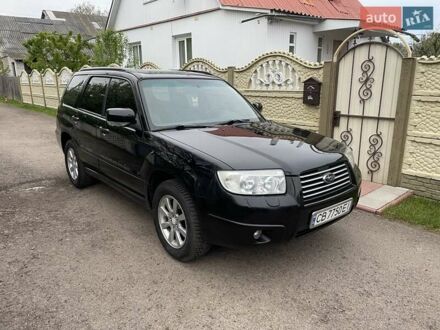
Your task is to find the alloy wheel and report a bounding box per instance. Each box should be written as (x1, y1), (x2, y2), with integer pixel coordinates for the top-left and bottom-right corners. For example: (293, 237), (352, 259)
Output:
(158, 195), (187, 249)
(67, 148), (79, 181)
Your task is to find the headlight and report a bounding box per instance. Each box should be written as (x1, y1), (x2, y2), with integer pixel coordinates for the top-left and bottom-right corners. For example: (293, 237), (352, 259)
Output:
(343, 147), (356, 168)
(217, 169), (286, 195)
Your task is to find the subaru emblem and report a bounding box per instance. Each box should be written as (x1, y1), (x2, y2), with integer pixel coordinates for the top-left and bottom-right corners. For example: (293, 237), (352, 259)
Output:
(323, 173), (336, 184)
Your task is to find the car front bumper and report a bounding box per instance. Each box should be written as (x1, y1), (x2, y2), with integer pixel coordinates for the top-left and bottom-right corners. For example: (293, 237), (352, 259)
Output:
(200, 176), (361, 248)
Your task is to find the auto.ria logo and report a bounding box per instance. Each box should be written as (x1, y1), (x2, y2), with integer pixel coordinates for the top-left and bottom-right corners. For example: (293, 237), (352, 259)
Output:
(403, 7), (433, 30)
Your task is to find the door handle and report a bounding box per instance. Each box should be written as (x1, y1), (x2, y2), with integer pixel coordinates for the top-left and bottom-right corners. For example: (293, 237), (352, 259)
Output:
(71, 115), (80, 126)
(99, 126), (110, 136)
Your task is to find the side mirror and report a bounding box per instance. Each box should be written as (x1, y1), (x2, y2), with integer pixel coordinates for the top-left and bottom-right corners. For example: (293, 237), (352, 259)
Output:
(253, 102), (263, 113)
(106, 108), (136, 127)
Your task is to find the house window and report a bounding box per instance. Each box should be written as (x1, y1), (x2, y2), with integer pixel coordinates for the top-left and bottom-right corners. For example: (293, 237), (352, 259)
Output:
(289, 33), (296, 54)
(128, 42), (142, 68)
(176, 36), (192, 68)
(317, 37), (323, 62)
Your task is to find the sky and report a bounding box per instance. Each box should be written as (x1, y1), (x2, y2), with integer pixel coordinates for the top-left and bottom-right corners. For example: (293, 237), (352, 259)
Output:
(0, 0), (438, 30)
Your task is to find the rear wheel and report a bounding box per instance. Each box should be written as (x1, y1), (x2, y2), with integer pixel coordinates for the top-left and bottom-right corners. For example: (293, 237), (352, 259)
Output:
(64, 140), (95, 189)
(153, 179), (210, 261)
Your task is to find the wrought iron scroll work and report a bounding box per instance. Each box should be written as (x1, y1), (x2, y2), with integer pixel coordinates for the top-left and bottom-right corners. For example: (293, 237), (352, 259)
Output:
(358, 55), (375, 103)
(366, 132), (383, 178)
(340, 128), (353, 146)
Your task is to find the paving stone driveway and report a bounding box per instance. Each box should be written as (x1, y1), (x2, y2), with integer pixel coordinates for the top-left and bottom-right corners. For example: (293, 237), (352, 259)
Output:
(1, 104), (439, 329)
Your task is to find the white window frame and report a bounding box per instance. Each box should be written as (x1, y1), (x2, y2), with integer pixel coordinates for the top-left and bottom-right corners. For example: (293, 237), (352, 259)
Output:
(289, 33), (296, 54)
(128, 42), (142, 68)
(317, 37), (323, 62)
(175, 35), (192, 68)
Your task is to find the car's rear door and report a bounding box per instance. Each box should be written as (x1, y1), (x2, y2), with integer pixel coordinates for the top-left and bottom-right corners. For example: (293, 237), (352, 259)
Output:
(75, 76), (110, 169)
(98, 77), (147, 194)
(59, 74), (88, 151)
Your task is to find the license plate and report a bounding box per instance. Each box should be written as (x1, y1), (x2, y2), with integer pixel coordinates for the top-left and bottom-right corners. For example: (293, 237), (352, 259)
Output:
(310, 198), (353, 229)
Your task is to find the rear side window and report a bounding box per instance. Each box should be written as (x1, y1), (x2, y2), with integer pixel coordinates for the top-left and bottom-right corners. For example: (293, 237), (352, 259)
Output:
(63, 75), (87, 107)
(106, 78), (137, 111)
(78, 77), (109, 115)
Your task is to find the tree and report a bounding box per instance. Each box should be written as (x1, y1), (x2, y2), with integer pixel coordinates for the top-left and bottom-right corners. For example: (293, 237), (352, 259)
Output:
(413, 32), (440, 57)
(92, 30), (128, 66)
(71, 1), (108, 16)
(0, 60), (9, 76)
(24, 32), (91, 71)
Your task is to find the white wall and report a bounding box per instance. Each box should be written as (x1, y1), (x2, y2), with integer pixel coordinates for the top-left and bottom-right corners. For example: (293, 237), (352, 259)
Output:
(112, 0), (219, 31)
(267, 19), (319, 62)
(112, 0), (355, 68)
(121, 10), (331, 69)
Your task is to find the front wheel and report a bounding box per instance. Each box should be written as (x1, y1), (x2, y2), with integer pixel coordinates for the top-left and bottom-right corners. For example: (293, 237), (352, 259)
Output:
(152, 179), (210, 261)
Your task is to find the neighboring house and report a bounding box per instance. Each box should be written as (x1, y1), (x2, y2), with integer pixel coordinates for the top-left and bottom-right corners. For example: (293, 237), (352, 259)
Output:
(0, 11), (106, 77)
(106, 0), (362, 69)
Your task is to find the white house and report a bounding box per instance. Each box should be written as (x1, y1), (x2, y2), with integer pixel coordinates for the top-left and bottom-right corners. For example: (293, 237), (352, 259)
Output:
(106, 0), (362, 69)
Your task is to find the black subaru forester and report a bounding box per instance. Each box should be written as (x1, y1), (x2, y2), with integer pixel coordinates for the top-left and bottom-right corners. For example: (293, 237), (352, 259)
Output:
(56, 68), (362, 261)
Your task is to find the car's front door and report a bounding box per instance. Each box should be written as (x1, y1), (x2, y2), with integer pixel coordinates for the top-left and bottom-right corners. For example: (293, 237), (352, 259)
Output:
(98, 77), (148, 194)
(75, 76), (110, 169)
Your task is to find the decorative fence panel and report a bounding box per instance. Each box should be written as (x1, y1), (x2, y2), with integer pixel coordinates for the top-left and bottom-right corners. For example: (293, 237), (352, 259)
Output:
(182, 52), (324, 131)
(19, 72), (32, 104)
(42, 69), (59, 109)
(29, 70), (45, 107)
(18, 66), (83, 109)
(401, 56), (440, 200)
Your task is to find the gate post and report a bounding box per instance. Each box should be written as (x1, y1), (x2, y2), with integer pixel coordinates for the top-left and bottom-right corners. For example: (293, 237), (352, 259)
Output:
(319, 61), (338, 136)
(387, 58), (417, 186)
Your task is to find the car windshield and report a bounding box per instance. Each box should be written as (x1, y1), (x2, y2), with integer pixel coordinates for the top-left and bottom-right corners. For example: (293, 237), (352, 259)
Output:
(140, 78), (261, 130)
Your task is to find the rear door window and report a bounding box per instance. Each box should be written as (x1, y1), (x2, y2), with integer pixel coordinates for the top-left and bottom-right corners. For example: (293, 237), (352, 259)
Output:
(63, 75), (87, 107)
(78, 77), (110, 115)
(106, 78), (137, 111)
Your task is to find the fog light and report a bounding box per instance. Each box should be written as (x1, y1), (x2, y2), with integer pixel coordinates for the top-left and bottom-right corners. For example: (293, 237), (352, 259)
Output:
(253, 230), (262, 240)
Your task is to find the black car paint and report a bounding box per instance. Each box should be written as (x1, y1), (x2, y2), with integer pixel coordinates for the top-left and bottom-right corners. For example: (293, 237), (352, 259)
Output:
(56, 68), (362, 248)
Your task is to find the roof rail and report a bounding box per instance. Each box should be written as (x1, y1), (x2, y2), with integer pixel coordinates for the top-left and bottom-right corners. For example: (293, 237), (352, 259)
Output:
(179, 69), (214, 76)
(79, 67), (131, 72)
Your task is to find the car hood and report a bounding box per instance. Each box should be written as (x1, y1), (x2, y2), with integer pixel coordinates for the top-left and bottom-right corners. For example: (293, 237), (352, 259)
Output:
(156, 121), (347, 175)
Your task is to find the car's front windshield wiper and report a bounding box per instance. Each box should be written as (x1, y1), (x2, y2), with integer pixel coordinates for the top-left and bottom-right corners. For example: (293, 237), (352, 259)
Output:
(216, 119), (252, 126)
(155, 124), (213, 132)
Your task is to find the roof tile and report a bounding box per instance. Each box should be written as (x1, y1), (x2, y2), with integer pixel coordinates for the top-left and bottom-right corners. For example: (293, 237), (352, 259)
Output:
(219, 0), (362, 19)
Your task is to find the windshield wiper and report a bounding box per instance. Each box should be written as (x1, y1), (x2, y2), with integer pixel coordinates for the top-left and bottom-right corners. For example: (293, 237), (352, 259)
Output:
(217, 119), (252, 126)
(155, 124), (212, 131)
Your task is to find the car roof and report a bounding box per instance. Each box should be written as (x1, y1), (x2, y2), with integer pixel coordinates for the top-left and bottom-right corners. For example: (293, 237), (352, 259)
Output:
(77, 67), (218, 80)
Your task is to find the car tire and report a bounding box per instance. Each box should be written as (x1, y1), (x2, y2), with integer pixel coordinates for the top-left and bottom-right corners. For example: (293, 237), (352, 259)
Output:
(152, 179), (210, 262)
(64, 140), (95, 189)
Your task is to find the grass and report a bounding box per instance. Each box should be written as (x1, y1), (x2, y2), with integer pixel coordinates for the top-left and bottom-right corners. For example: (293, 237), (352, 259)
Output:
(383, 196), (440, 231)
(0, 97), (57, 117)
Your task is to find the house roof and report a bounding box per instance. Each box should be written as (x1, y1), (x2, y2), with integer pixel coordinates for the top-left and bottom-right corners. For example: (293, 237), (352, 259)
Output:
(0, 11), (106, 60)
(219, 0), (362, 19)
(42, 10), (107, 36)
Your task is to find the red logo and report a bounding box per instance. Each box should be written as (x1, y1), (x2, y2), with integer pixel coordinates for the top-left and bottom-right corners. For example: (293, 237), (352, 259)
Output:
(360, 7), (402, 30)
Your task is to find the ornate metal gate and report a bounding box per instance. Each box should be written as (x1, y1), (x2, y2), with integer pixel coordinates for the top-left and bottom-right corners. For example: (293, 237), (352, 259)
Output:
(332, 31), (410, 184)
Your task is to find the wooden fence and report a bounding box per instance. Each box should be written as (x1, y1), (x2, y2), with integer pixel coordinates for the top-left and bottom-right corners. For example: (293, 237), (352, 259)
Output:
(0, 76), (22, 101)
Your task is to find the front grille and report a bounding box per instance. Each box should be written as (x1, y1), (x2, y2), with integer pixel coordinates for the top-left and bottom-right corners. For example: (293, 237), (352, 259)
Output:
(300, 163), (352, 204)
